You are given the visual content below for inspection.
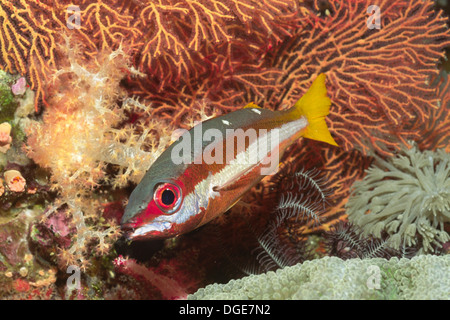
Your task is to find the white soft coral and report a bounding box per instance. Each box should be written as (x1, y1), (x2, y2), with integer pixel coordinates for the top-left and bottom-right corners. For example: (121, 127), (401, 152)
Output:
(24, 39), (171, 267)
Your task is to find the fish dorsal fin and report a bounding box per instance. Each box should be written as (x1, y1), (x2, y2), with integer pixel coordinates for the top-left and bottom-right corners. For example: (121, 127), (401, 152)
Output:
(244, 102), (261, 109)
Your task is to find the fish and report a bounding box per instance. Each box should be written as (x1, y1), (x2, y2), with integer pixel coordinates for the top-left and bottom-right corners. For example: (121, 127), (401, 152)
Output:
(121, 73), (337, 240)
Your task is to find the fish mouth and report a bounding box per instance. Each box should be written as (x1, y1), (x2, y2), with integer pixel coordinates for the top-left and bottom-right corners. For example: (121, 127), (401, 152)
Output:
(120, 222), (135, 234)
(120, 222), (138, 240)
(121, 219), (174, 240)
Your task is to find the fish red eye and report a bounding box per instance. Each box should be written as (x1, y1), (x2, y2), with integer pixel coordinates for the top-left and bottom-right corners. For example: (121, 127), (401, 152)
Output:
(154, 183), (182, 214)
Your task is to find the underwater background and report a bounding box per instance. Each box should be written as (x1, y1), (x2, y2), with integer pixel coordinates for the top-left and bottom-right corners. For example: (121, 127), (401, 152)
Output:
(0, 0), (449, 299)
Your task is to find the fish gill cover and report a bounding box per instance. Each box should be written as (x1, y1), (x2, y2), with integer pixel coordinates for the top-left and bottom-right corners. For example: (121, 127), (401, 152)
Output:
(0, 0), (448, 299)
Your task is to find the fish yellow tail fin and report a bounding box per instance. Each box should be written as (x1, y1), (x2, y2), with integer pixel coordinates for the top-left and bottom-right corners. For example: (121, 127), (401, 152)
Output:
(291, 73), (338, 146)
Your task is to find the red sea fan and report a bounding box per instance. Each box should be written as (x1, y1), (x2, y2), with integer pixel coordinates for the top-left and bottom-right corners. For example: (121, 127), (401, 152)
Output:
(134, 0), (301, 85)
(129, 0), (450, 156)
(129, 0), (302, 127)
(263, 0), (450, 155)
(414, 70), (450, 152)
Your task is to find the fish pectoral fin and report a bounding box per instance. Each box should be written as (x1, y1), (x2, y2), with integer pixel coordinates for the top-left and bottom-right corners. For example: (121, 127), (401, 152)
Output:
(223, 198), (244, 212)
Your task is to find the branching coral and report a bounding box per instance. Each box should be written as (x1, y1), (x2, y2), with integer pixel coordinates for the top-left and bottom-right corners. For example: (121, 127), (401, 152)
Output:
(347, 144), (450, 253)
(414, 70), (450, 152)
(0, 0), (298, 111)
(0, 0), (64, 109)
(2, 0), (449, 299)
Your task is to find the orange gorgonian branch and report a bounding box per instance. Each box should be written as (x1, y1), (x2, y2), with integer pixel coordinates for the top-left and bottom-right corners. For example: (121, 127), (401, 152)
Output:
(77, 0), (142, 56)
(134, 0), (300, 84)
(0, 0), (65, 109)
(413, 71), (450, 152)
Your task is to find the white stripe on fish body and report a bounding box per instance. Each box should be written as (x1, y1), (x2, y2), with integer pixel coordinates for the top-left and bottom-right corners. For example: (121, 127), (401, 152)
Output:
(192, 115), (309, 205)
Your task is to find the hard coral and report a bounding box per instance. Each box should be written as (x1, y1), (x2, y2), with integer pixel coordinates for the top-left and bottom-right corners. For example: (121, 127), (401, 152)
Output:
(347, 144), (450, 253)
(0, 0), (63, 110)
(2, 0), (449, 299)
(189, 255), (450, 300)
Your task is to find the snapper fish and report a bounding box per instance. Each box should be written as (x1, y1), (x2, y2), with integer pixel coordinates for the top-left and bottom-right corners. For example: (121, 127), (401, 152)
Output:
(121, 74), (338, 240)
